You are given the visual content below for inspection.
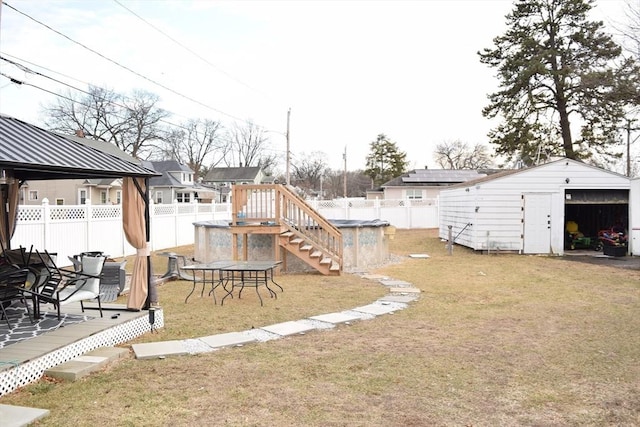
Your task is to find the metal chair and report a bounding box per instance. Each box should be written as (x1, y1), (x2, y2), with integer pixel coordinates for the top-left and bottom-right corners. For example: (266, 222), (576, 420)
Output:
(0, 264), (32, 328)
(25, 251), (106, 320)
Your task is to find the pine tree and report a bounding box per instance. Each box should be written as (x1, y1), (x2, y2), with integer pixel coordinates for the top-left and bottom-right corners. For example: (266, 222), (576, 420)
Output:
(364, 134), (408, 188)
(479, 0), (640, 163)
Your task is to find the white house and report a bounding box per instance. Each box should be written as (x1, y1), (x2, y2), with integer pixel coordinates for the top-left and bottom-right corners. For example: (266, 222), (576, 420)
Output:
(438, 158), (632, 255)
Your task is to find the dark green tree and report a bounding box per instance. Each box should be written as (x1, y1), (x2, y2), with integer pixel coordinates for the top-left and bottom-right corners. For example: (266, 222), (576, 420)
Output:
(364, 134), (408, 188)
(479, 0), (640, 163)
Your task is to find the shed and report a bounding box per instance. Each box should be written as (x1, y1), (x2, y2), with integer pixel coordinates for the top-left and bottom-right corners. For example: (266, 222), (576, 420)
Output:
(438, 158), (631, 255)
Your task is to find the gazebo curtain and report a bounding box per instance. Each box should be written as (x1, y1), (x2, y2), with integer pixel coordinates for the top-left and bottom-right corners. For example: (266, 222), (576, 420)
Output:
(0, 174), (20, 251)
(122, 177), (151, 310)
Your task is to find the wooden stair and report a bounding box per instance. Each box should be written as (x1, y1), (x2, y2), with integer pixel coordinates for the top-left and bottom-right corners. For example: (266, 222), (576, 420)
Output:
(231, 184), (343, 276)
(278, 231), (341, 275)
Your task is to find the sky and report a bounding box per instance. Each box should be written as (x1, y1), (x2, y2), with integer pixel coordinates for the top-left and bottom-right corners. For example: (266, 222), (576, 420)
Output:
(0, 0), (632, 173)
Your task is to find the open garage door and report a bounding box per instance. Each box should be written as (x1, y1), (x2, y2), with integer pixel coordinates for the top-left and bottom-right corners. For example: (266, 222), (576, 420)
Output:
(564, 189), (629, 250)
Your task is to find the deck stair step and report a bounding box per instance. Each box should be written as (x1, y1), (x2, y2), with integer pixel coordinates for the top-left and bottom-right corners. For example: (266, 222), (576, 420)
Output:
(310, 250), (322, 259)
(299, 244), (313, 252)
(44, 347), (129, 381)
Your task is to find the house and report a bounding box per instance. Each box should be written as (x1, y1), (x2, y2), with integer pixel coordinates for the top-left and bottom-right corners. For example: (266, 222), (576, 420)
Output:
(438, 158), (632, 255)
(371, 169), (491, 200)
(20, 178), (122, 205)
(202, 166), (272, 202)
(146, 160), (217, 204)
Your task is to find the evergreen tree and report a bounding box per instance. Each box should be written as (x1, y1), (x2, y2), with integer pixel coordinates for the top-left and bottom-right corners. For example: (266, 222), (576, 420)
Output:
(479, 0), (640, 163)
(364, 134), (408, 188)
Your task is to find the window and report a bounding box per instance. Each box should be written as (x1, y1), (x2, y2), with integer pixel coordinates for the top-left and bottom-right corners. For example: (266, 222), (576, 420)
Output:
(155, 191), (164, 204)
(406, 189), (423, 200)
(79, 189), (87, 205)
(176, 192), (191, 203)
(100, 190), (108, 204)
(55, 198), (64, 205)
(29, 190), (38, 201)
(115, 190), (122, 204)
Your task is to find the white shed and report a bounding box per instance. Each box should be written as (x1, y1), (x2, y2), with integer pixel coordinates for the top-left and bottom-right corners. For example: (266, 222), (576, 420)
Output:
(438, 158), (631, 255)
(630, 177), (640, 255)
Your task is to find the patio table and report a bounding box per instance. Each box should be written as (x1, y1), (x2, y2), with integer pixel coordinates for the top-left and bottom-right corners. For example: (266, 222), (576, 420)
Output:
(180, 261), (236, 304)
(220, 261), (283, 306)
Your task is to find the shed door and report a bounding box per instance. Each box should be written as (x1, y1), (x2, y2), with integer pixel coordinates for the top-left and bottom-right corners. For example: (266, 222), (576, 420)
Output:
(523, 193), (552, 254)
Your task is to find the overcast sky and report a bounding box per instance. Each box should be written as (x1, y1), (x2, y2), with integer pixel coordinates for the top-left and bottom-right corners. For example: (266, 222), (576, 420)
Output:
(0, 0), (631, 172)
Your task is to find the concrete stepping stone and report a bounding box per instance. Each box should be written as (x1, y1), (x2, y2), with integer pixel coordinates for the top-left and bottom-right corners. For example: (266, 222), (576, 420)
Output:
(309, 312), (361, 325)
(198, 332), (257, 349)
(261, 320), (316, 336)
(132, 340), (189, 360)
(360, 274), (389, 280)
(378, 294), (418, 303)
(45, 347), (128, 381)
(379, 279), (413, 287)
(0, 404), (49, 427)
(352, 303), (399, 316)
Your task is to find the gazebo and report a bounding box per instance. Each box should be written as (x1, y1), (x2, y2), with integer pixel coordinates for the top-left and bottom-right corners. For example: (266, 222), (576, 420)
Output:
(0, 114), (160, 310)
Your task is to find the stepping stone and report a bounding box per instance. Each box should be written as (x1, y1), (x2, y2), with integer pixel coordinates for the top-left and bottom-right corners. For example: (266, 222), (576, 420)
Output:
(379, 279), (413, 287)
(360, 274), (388, 280)
(409, 253), (430, 258)
(388, 287), (421, 294)
(45, 347), (129, 381)
(261, 320), (315, 336)
(378, 294), (418, 303)
(198, 332), (257, 349)
(309, 312), (361, 325)
(352, 303), (398, 316)
(0, 404), (49, 427)
(132, 340), (189, 360)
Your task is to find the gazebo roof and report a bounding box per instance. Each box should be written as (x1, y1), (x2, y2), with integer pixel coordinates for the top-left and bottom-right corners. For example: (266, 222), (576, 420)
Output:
(0, 115), (158, 181)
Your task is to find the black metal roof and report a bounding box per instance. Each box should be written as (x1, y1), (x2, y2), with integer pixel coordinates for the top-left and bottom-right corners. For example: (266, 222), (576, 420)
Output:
(0, 115), (159, 181)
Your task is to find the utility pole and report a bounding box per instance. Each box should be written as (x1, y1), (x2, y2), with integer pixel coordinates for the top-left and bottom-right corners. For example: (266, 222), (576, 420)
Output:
(626, 119), (639, 177)
(342, 146), (347, 198)
(286, 108), (291, 186)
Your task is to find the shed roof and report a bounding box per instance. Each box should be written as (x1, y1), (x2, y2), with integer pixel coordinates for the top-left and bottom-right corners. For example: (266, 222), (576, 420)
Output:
(0, 115), (158, 181)
(204, 166), (262, 182)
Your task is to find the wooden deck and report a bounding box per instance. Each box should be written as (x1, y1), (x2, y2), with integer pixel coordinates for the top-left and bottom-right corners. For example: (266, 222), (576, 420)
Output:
(0, 303), (154, 396)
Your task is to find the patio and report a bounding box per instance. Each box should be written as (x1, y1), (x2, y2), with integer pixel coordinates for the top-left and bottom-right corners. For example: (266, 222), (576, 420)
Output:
(0, 301), (156, 396)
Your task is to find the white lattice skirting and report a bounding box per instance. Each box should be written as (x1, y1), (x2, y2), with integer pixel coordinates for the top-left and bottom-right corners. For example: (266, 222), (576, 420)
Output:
(0, 309), (164, 396)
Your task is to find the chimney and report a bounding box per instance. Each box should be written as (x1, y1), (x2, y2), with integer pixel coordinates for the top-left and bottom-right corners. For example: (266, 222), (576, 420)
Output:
(75, 129), (85, 138)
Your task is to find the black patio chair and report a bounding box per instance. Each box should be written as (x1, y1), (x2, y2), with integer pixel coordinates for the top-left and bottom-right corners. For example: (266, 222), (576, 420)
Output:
(24, 251), (106, 320)
(0, 264), (33, 328)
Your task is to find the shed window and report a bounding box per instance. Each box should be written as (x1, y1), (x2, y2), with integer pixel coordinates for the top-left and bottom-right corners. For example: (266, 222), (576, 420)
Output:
(406, 189), (423, 200)
(29, 190), (38, 201)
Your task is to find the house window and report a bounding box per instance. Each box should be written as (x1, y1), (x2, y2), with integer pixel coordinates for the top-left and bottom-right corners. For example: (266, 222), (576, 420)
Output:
(155, 191), (164, 204)
(100, 191), (108, 204)
(29, 190), (38, 201)
(115, 190), (122, 204)
(55, 198), (64, 205)
(406, 189), (423, 200)
(79, 189), (87, 205)
(176, 192), (191, 203)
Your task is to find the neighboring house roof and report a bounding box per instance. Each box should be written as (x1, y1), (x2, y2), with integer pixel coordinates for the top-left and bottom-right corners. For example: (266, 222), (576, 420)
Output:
(0, 115), (158, 180)
(84, 178), (122, 186)
(381, 169), (489, 188)
(150, 160), (192, 174)
(142, 160), (190, 187)
(203, 166), (262, 182)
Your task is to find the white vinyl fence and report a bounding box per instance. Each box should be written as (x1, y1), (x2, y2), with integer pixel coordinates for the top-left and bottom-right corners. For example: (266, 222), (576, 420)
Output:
(11, 197), (438, 266)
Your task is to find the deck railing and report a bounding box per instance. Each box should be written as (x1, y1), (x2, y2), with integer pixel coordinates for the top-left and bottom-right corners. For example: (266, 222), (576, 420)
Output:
(231, 184), (343, 268)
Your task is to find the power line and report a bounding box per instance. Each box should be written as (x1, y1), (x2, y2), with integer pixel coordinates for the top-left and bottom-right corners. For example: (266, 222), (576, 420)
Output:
(3, 1), (253, 125)
(112, 0), (272, 102)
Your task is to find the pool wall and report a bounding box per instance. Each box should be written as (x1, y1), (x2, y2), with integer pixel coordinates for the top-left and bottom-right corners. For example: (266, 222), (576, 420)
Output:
(193, 219), (394, 272)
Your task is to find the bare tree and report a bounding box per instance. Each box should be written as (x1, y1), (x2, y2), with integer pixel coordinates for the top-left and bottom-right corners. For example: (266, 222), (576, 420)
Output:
(226, 121), (278, 171)
(162, 119), (228, 180)
(43, 86), (169, 159)
(291, 151), (329, 195)
(434, 140), (493, 169)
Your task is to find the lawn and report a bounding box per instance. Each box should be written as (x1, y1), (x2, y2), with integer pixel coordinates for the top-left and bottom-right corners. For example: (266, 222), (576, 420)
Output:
(1, 229), (639, 426)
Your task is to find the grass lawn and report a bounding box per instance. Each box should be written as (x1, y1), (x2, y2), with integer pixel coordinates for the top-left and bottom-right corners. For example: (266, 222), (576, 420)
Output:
(1, 229), (639, 426)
